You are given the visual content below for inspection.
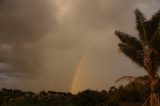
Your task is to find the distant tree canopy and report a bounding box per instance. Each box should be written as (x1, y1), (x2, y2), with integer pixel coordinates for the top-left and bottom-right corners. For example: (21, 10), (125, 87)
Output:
(0, 76), (152, 106)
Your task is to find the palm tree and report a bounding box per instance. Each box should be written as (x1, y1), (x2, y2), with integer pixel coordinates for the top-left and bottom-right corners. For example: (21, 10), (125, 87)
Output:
(115, 9), (160, 106)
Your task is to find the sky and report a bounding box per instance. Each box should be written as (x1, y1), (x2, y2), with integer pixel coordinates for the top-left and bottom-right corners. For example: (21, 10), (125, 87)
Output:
(0, 0), (159, 93)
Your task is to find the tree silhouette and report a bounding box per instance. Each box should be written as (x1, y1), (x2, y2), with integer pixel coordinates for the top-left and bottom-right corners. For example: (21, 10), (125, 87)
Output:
(115, 9), (160, 106)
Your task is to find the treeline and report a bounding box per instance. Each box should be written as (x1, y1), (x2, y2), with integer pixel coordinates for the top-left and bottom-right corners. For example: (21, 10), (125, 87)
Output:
(0, 76), (151, 106)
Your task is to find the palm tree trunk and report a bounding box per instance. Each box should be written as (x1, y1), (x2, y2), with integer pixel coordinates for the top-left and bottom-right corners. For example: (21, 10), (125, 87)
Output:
(150, 79), (160, 106)
(145, 48), (160, 106)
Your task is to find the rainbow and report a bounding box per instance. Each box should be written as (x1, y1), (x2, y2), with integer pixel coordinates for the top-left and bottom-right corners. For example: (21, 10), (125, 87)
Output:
(70, 52), (89, 94)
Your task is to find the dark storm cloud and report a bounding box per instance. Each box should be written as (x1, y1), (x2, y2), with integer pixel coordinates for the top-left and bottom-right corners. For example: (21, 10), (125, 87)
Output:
(0, 0), (57, 77)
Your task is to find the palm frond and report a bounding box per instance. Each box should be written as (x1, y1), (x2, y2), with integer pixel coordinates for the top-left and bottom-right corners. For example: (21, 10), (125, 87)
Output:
(150, 30), (160, 50)
(135, 9), (148, 45)
(119, 43), (144, 68)
(115, 31), (142, 50)
(115, 75), (148, 85)
(140, 10), (160, 44)
(115, 76), (136, 83)
(148, 9), (160, 39)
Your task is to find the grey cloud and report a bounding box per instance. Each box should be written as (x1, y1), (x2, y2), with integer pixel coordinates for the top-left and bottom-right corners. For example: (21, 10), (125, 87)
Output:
(0, 0), (57, 76)
(0, 0), (57, 43)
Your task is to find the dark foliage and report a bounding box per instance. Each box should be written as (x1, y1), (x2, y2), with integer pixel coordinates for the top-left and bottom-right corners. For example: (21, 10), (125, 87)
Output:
(0, 76), (152, 106)
(115, 9), (160, 73)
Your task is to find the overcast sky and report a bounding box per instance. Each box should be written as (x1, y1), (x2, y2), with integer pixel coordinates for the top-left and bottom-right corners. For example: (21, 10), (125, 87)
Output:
(0, 0), (159, 93)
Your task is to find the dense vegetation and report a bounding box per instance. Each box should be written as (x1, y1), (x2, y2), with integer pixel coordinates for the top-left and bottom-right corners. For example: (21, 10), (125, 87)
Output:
(0, 76), (151, 106)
